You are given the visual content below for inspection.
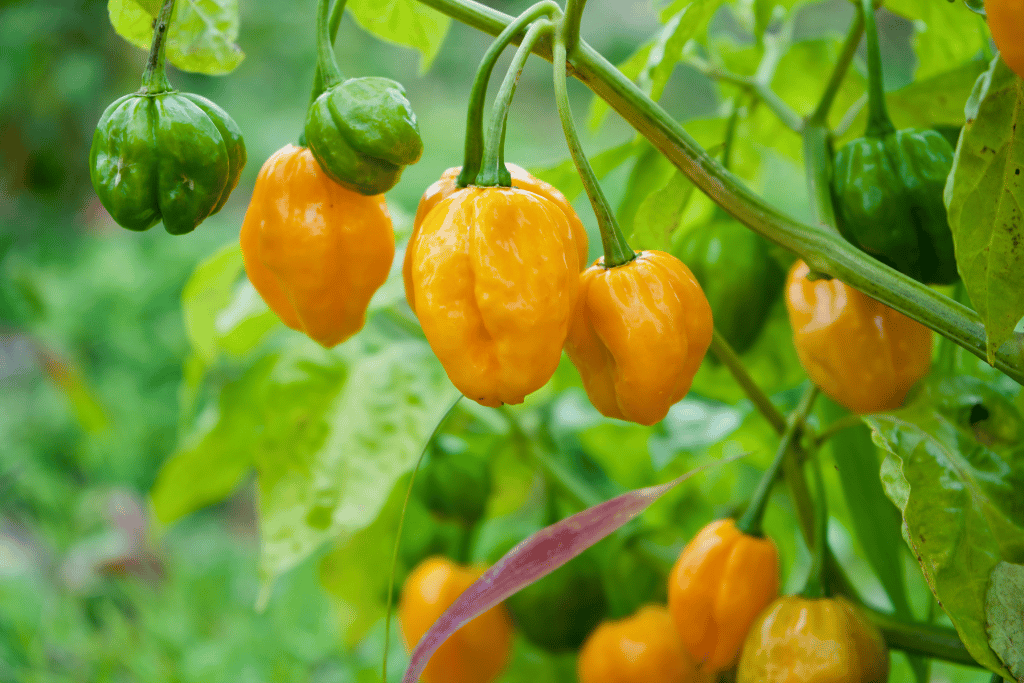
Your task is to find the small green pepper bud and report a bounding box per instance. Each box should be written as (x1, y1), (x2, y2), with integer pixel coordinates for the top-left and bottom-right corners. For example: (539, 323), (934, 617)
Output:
(89, 90), (245, 235)
(304, 76), (423, 195)
(415, 434), (491, 526)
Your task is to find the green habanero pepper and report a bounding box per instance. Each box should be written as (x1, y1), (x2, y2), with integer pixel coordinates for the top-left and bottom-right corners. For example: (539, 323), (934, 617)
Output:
(831, 0), (957, 284)
(303, 0), (422, 195)
(675, 217), (786, 354)
(415, 434), (492, 527)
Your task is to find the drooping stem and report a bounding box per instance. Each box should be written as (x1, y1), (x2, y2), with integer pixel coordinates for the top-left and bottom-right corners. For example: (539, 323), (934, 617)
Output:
(457, 1), (561, 187)
(476, 20), (551, 187)
(316, 0), (345, 92)
(562, 0), (586, 56)
(141, 0), (176, 94)
(553, 23), (634, 268)
(737, 386), (818, 537)
(809, 10), (865, 125)
(709, 332), (787, 434)
(860, 0), (895, 137)
(307, 0), (347, 107)
(800, 450), (829, 598)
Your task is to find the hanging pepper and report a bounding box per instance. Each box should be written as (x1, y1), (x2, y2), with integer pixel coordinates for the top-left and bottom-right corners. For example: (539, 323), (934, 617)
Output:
(985, 0), (1024, 79)
(831, 0), (958, 284)
(240, 144), (394, 347)
(304, 0), (422, 195)
(785, 260), (932, 414)
(736, 596), (890, 683)
(667, 518), (780, 672)
(89, 2), (245, 235)
(565, 250), (713, 426)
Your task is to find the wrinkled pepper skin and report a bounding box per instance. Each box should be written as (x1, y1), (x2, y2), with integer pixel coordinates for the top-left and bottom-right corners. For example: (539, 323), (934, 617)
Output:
(785, 260), (932, 414)
(240, 144), (394, 348)
(676, 220), (785, 354)
(407, 186), (580, 407)
(399, 556), (513, 683)
(667, 519), (780, 672)
(577, 605), (702, 683)
(90, 90), (245, 235)
(305, 77), (422, 195)
(832, 128), (957, 284)
(565, 250), (712, 426)
(737, 596), (890, 683)
(986, 0), (1024, 79)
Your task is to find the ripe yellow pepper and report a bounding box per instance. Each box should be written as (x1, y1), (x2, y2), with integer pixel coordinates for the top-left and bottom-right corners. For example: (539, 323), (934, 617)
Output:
(785, 260), (932, 414)
(736, 596), (890, 683)
(399, 556), (513, 683)
(565, 250), (712, 426)
(985, 0), (1024, 79)
(404, 164), (588, 312)
(240, 144), (394, 347)
(667, 518), (780, 672)
(406, 186), (581, 407)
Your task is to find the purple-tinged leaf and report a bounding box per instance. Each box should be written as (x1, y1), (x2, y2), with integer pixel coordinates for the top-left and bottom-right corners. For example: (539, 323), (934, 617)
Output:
(402, 457), (736, 683)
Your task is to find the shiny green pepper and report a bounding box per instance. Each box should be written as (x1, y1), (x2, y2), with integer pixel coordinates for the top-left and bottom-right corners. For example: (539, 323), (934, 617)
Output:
(89, 90), (245, 235)
(305, 76), (423, 195)
(675, 218), (785, 354)
(415, 434), (492, 526)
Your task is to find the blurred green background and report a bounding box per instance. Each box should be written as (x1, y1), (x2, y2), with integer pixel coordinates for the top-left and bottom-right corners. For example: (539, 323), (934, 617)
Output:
(0, 0), (993, 681)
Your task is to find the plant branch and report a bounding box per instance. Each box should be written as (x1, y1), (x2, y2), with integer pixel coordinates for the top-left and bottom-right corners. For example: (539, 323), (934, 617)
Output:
(709, 331), (787, 435)
(809, 11), (865, 125)
(562, 0), (586, 56)
(864, 607), (981, 667)
(142, 0), (176, 94)
(687, 56), (802, 133)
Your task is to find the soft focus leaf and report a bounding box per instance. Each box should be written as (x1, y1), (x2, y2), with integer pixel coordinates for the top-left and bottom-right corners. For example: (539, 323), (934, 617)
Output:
(347, 0), (450, 74)
(530, 139), (641, 203)
(884, 0), (987, 79)
(867, 376), (1024, 678)
(945, 58), (1024, 362)
(181, 242), (242, 364)
(986, 561), (1024, 679)
(107, 0), (244, 75)
(629, 171), (695, 251)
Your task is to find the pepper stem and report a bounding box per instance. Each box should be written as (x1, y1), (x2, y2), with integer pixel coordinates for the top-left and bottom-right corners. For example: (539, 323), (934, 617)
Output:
(315, 0), (346, 92)
(457, 1), (560, 188)
(307, 0), (347, 108)
(141, 0), (176, 94)
(562, 0), (587, 56)
(476, 20), (551, 187)
(553, 23), (634, 268)
(737, 385), (818, 537)
(800, 447), (830, 599)
(861, 0), (895, 137)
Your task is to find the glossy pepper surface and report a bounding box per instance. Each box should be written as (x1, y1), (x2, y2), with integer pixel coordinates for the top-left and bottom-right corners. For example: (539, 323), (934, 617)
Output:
(736, 596), (890, 683)
(577, 605), (701, 683)
(305, 76), (423, 195)
(785, 260), (932, 414)
(565, 250), (712, 426)
(406, 186), (580, 407)
(240, 144), (394, 348)
(399, 556), (513, 683)
(985, 0), (1024, 79)
(667, 518), (780, 672)
(405, 165), (589, 307)
(676, 219), (785, 354)
(90, 90), (245, 235)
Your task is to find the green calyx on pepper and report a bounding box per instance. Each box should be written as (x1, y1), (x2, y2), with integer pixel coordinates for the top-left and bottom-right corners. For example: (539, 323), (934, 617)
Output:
(831, 0), (958, 285)
(304, 0), (422, 195)
(89, 0), (245, 235)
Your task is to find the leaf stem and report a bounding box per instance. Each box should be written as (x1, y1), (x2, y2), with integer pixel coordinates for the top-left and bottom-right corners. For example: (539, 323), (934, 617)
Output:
(141, 0), (176, 94)
(709, 331), (787, 435)
(553, 22), (633, 268)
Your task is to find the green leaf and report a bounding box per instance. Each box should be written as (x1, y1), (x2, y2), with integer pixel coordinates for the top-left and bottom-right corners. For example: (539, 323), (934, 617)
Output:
(986, 561), (1024, 679)
(346, 0), (450, 74)
(866, 376), (1024, 679)
(530, 139), (641, 203)
(945, 59), (1024, 362)
(884, 0), (988, 80)
(107, 0), (244, 76)
(616, 143), (677, 237)
(629, 170), (695, 251)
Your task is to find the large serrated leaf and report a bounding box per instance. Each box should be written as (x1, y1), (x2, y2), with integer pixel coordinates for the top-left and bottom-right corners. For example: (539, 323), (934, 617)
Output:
(866, 376), (1024, 679)
(108, 0), (244, 76)
(347, 0), (450, 74)
(945, 58), (1024, 362)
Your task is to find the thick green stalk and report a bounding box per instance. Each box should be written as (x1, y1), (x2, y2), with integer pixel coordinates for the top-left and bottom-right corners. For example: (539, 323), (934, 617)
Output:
(865, 608), (980, 667)
(553, 24), (633, 268)
(307, 0), (347, 107)
(315, 0), (345, 90)
(458, 1), (560, 187)
(411, 0), (1024, 386)
(141, 0), (176, 94)
(476, 20), (551, 186)
(861, 0), (895, 137)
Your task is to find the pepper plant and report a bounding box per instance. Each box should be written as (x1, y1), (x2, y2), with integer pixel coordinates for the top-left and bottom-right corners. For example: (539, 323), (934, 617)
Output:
(69, 0), (1024, 681)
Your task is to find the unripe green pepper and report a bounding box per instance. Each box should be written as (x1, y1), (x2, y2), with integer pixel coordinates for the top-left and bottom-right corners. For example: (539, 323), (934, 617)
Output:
(305, 76), (423, 195)
(675, 218), (785, 354)
(415, 434), (492, 526)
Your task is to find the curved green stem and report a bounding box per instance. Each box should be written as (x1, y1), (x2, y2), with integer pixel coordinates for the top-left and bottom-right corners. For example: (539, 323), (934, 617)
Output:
(865, 607), (981, 667)
(709, 332), (787, 434)
(861, 0), (895, 137)
(809, 10), (865, 125)
(800, 448), (829, 598)
(688, 56), (802, 133)
(553, 23), (633, 268)
(307, 0), (347, 107)
(737, 386), (818, 537)
(801, 121), (840, 232)
(412, 0), (1024, 387)
(562, 0), (586, 56)
(457, 1), (561, 187)
(316, 0), (345, 91)
(476, 20), (551, 186)
(141, 0), (176, 94)
(813, 413), (864, 448)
